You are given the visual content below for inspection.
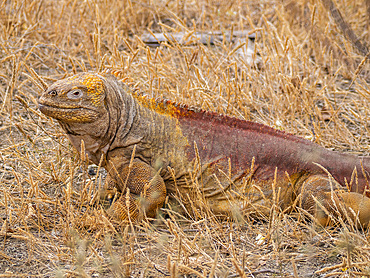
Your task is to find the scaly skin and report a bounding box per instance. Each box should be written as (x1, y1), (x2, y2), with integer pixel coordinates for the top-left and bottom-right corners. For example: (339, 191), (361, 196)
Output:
(38, 72), (370, 226)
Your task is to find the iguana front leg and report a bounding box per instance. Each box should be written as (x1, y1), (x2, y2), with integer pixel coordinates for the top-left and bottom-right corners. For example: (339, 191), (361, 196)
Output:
(300, 175), (370, 227)
(105, 159), (166, 222)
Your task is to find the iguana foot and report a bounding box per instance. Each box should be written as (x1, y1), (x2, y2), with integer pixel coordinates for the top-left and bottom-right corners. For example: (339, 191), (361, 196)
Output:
(105, 159), (166, 222)
(301, 175), (370, 227)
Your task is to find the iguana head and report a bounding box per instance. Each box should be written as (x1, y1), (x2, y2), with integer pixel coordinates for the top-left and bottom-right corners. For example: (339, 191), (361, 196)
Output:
(38, 73), (107, 123)
(38, 72), (137, 164)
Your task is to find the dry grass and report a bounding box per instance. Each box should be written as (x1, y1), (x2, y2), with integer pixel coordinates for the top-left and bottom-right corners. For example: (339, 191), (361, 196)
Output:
(1, 0), (370, 277)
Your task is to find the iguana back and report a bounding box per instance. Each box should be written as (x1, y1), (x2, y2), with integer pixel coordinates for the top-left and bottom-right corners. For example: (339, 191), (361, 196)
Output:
(173, 105), (369, 192)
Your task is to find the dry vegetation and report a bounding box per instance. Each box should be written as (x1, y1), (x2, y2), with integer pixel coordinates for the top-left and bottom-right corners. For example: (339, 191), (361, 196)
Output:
(1, 0), (370, 277)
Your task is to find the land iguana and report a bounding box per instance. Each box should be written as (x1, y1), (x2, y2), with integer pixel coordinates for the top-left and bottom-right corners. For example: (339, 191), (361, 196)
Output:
(38, 72), (370, 226)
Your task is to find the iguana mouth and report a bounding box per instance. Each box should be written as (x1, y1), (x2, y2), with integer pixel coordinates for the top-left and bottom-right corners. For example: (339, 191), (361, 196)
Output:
(38, 103), (99, 123)
(38, 102), (83, 110)
(38, 103), (96, 116)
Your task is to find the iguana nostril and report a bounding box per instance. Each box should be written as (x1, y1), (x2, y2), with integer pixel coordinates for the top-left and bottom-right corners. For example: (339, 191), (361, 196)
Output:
(48, 90), (57, 96)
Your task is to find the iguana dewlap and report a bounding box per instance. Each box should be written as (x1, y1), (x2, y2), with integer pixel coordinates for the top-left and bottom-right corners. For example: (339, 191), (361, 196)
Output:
(38, 72), (370, 226)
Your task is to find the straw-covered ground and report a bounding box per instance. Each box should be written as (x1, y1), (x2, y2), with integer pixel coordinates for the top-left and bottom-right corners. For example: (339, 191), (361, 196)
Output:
(1, 0), (370, 277)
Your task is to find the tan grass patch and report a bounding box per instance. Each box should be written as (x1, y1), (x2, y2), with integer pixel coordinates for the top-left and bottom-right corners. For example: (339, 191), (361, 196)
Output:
(1, 0), (370, 276)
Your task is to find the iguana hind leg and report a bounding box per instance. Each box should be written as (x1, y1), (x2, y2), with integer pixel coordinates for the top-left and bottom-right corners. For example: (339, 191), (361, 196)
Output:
(300, 175), (370, 227)
(105, 160), (166, 222)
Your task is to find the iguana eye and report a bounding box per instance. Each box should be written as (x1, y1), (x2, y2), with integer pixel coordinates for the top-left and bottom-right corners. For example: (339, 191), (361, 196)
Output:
(67, 90), (83, 100)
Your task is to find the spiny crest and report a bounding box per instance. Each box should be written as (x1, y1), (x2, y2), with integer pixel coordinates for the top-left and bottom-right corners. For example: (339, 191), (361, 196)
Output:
(102, 69), (198, 117)
(191, 111), (312, 145)
(131, 93), (196, 117)
(103, 70), (312, 145)
(132, 93), (312, 145)
(103, 68), (125, 80)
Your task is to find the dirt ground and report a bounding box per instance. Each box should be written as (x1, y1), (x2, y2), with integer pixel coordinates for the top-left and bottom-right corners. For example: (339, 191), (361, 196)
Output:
(1, 0), (370, 277)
